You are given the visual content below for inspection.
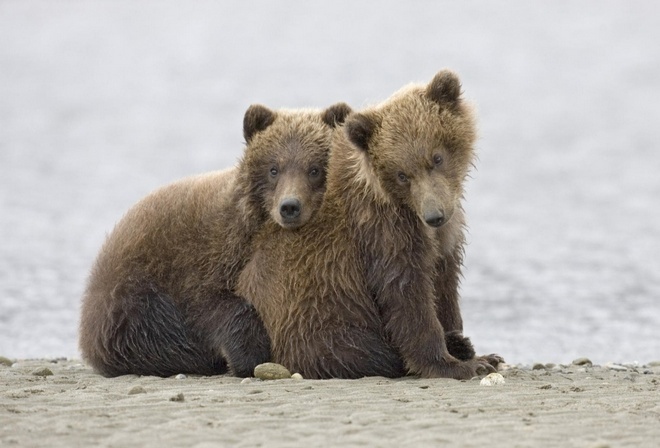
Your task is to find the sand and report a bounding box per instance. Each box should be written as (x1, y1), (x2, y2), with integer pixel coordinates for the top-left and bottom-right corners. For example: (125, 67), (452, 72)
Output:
(1, 359), (659, 447)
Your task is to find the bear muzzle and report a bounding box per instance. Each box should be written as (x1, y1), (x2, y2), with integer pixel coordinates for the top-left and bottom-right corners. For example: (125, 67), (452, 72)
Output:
(279, 198), (302, 222)
(423, 209), (445, 228)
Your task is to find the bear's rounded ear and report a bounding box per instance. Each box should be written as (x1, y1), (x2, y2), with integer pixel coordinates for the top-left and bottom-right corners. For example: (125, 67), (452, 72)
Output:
(243, 104), (276, 143)
(426, 70), (462, 107)
(345, 113), (379, 152)
(321, 102), (353, 128)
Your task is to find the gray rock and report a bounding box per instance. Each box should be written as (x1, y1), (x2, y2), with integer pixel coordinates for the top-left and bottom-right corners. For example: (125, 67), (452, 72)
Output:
(254, 363), (292, 380)
(647, 361), (660, 367)
(532, 363), (546, 370)
(572, 357), (593, 366)
(169, 392), (185, 402)
(31, 367), (53, 377)
(0, 356), (13, 367)
(128, 386), (146, 395)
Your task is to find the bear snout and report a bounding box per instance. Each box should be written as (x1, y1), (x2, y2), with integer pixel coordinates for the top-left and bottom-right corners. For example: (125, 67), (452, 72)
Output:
(279, 198), (302, 221)
(423, 210), (445, 228)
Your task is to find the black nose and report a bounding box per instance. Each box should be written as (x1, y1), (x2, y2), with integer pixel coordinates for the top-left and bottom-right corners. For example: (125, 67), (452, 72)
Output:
(280, 198), (302, 220)
(424, 211), (445, 228)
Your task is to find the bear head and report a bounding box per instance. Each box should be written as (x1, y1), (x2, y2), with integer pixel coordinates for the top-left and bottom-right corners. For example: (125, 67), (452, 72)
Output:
(241, 102), (352, 229)
(344, 70), (476, 229)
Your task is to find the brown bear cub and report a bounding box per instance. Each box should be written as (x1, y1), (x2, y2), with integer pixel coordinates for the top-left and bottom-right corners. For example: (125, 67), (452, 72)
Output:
(237, 70), (500, 379)
(79, 103), (352, 377)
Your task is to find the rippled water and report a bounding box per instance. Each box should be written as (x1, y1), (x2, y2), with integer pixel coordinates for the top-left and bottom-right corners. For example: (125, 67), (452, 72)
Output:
(1, 1), (658, 364)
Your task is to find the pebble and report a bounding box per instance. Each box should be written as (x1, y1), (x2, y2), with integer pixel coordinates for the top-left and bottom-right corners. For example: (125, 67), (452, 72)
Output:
(291, 373), (304, 380)
(532, 363), (546, 370)
(480, 372), (505, 386)
(254, 363), (292, 380)
(647, 361), (660, 367)
(604, 362), (628, 372)
(240, 378), (253, 384)
(169, 392), (185, 402)
(175, 374), (187, 380)
(128, 386), (146, 395)
(572, 357), (593, 367)
(31, 367), (53, 377)
(0, 356), (13, 367)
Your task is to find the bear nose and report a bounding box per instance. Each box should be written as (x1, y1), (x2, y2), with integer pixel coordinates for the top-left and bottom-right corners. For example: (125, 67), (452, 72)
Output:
(280, 198), (302, 220)
(424, 211), (445, 228)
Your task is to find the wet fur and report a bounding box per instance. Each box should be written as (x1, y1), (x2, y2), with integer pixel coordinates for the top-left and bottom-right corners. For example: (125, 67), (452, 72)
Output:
(237, 70), (499, 379)
(79, 104), (351, 377)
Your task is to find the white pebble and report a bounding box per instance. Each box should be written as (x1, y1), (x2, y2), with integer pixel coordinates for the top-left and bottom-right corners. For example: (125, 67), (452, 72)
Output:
(240, 377), (253, 384)
(604, 362), (628, 372)
(291, 373), (304, 380)
(480, 373), (505, 386)
(175, 374), (187, 380)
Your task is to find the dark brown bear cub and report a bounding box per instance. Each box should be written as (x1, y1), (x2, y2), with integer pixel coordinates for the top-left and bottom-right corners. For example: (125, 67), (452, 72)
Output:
(79, 103), (352, 377)
(237, 71), (499, 379)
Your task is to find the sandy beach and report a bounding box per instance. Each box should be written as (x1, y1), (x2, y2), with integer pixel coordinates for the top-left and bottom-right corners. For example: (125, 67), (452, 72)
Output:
(1, 358), (658, 447)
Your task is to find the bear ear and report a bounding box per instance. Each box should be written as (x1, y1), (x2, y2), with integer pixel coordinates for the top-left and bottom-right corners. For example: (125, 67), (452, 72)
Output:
(345, 112), (379, 152)
(321, 102), (353, 128)
(426, 70), (462, 107)
(243, 104), (276, 143)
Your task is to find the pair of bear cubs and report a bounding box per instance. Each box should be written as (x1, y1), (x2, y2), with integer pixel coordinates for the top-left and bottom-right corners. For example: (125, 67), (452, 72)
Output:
(79, 70), (502, 380)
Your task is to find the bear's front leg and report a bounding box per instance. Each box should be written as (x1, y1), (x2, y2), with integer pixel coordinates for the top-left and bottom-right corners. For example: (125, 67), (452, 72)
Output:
(434, 252), (504, 369)
(374, 267), (495, 380)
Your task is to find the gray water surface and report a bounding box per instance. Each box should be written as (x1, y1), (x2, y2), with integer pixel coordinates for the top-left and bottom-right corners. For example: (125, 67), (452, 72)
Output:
(1, 1), (658, 364)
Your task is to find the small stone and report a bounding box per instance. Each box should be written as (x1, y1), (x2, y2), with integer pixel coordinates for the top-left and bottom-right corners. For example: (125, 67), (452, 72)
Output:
(0, 356), (13, 367)
(240, 378), (253, 384)
(572, 357), (592, 366)
(169, 392), (185, 402)
(291, 373), (304, 380)
(128, 386), (146, 395)
(480, 372), (505, 386)
(254, 363), (292, 380)
(604, 362), (627, 372)
(532, 363), (546, 370)
(544, 363), (556, 369)
(31, 367), (53, 377)
(175, 374), (187, 380)
(647, 361), (660, 367)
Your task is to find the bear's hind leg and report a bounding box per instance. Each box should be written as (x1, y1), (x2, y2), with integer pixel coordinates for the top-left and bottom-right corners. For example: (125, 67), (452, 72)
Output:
(192, 291), (272, 378)
(91, 287), (225, 377)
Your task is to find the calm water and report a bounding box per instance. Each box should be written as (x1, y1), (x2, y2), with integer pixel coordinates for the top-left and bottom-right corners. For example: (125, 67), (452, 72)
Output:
(1, 1), (658, 365)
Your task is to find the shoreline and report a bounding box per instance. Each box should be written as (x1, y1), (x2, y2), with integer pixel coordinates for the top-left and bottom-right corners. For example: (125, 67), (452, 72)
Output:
(1, 358), (659, 447)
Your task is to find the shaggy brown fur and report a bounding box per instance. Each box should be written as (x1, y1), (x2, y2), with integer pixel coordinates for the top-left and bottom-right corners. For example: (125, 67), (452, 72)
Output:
(237, 70), (500, 379)
(79, 103), (352, 377)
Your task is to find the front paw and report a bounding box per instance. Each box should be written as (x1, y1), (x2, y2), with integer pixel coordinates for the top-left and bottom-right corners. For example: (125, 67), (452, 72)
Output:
(478, 353), (505, 369)
(421, 357), (496, 380)
(445, 331), (475, 361)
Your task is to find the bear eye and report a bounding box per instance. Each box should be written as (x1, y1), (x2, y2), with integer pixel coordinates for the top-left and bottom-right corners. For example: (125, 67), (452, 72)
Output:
(309, 167), (320, 177)
(433, 154), (444, 166)
(270, 167), (278, 177)
(397, 172), (408, 183)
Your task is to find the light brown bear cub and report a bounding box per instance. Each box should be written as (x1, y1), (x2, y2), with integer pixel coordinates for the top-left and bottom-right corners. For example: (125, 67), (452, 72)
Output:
(79, 103), (352, 377)
(237, 71), (500, 379)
